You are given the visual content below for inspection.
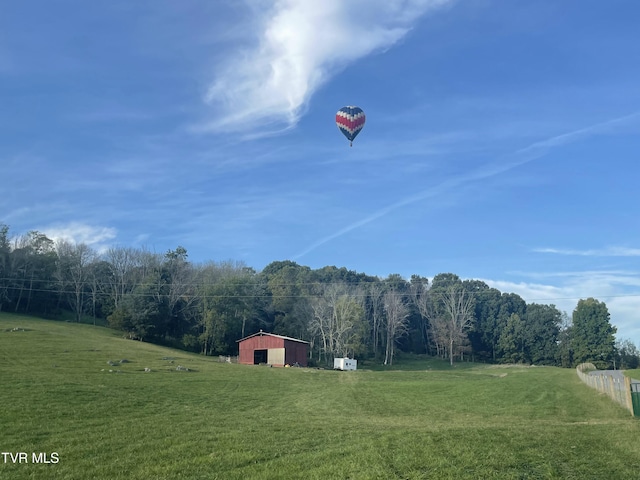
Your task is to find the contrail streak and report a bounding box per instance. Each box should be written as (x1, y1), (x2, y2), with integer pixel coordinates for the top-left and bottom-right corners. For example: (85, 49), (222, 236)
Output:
(293, 111), (640, 259)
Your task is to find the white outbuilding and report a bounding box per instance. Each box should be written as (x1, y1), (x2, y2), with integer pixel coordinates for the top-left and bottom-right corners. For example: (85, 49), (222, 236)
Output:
(333, 357), (357, 371)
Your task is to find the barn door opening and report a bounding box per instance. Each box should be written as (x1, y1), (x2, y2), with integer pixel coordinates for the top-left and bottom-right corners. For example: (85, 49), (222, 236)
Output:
(253, 349), (267, 364)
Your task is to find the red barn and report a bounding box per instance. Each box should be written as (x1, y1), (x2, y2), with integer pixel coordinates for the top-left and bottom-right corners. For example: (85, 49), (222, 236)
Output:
(237, 331), (309, 367)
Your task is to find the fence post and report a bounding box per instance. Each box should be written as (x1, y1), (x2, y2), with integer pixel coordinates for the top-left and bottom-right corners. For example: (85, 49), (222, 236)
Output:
(632, 383), (640, 417)
(609, 376), (616, 404)
(623, 375), (633, 416)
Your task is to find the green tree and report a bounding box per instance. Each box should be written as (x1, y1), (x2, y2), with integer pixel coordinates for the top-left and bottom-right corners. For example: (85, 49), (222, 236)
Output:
(615, 339), (639, 370)
(523, 303), (561, 365)
(571, 298), (616, 368)
(556, 312), (573, 367)
(498, 313), (526, 363)
(11, 231), (57, 315)
(198, 273), (261, 356)
(0, 223), (11, 311)
(464, 280), (502, 362)
(263, 261), (312, 339)
(108, 276), (170, 342)
(161, 247), (199, 343)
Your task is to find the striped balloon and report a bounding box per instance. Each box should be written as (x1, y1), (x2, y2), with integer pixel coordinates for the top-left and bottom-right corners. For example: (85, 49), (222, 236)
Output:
(336, 106), (365, 147)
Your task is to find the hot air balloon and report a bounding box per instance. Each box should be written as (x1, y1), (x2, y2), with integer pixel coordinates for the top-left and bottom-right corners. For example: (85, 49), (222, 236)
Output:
(336, 106), (365, 147)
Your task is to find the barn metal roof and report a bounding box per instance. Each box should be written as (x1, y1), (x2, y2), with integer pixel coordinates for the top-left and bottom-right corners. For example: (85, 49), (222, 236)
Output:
(236, 330), (310, 344)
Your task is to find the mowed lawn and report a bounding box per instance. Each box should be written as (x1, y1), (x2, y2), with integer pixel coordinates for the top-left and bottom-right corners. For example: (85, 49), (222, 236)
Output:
(1, 314), (639, 480)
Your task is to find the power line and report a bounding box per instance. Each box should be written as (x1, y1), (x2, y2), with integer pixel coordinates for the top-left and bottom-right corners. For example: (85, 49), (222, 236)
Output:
(1, 281), (639, 303)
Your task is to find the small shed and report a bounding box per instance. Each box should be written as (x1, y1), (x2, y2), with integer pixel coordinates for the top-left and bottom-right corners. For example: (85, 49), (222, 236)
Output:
(237, 331), (309, 367)
(334, 358), (357, 371)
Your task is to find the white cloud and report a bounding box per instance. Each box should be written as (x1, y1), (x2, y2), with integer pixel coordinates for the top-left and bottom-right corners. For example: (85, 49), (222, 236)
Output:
(203, 0), (452, 134)
(481, 271), (640, 345)
(533, 246), (640, 257)
(42, 222), (117, 253)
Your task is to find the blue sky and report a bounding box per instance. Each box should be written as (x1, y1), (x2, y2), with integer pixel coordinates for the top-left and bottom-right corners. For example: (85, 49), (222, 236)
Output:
(2, 1), (640, 343)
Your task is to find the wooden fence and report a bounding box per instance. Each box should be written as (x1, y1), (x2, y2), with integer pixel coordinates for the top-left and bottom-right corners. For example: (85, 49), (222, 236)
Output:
(576, 363), (635, 416)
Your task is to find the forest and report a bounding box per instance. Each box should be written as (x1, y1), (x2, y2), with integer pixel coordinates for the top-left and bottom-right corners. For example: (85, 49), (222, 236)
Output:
(1, 224), (638, 369)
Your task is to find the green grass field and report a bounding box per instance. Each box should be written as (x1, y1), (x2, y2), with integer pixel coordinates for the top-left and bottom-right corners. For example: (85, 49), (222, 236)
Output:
(625, 369), (640, 380)
(1, 313), (639, 479)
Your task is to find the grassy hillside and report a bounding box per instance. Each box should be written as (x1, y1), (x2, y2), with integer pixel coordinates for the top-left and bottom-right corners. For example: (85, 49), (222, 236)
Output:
(1, 313), (639, 479)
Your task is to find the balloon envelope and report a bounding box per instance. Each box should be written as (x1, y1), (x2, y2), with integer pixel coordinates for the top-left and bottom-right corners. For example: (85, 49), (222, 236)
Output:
(336, 106), (365, 145)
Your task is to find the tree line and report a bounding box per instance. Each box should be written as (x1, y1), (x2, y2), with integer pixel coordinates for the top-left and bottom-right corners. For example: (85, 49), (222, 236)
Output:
(1, 224), (638, 369)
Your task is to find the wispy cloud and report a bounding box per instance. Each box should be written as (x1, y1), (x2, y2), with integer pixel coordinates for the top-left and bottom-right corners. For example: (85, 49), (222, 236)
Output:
(533, 246), (640, 257)
(294, 111), (640, 259)
(514, 111), (640, 153)
(203, 0), (452, 134)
